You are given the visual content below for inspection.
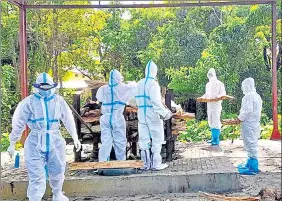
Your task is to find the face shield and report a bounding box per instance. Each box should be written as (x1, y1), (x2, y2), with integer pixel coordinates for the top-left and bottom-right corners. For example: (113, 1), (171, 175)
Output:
(33, 73), (58, 97)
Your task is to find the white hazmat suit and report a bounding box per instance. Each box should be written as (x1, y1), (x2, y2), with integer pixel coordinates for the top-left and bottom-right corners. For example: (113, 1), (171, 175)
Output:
(8, 73), (81, 201)
(96, 69), (137, 162)
(237, 78), (262, 175)
(135, 60), (172, 170)
(201, 68), (226, 145)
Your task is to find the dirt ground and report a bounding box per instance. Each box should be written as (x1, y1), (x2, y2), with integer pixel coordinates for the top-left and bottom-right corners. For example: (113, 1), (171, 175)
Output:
(1, 139), (281, 200)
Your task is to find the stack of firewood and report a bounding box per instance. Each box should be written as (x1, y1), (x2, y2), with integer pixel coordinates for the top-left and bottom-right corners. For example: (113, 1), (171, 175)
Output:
(81, 104), (193, 136)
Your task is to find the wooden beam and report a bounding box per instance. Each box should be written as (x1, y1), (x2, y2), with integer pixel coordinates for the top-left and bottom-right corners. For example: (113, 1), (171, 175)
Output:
(69, 160), (144, 171)
(198, 192), (260, 201)
(197, 95), (235, 103)
(173, 112), (195, 120)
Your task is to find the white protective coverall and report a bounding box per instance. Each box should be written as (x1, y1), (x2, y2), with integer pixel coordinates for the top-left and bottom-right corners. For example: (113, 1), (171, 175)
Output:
(238, 77), (262, 159)
(202, 68), (226, 129)
(96, 69), (137, 162)
(135, 60), (172, 170)
(8, 73), (81, 201)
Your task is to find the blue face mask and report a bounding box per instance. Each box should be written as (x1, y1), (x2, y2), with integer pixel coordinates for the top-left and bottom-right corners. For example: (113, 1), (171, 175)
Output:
(39, 89), (51, 97)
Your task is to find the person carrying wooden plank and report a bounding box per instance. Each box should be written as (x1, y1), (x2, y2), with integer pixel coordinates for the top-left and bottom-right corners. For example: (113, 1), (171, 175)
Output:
(96, 69), (137, 162)
(135, 60), (172, 170)
(7, 73), (81, 201)
(199, 68), (226, 146)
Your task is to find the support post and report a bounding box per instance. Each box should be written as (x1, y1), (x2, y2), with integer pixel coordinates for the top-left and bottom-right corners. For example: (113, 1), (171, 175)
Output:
(169, 89), (176, 153)
(165, 89), (173, 162)
(91, 88), (98, 101)
(91, 135), (99, 160)
(19, 4), (29, 145)
(73, 94), (82, 162)
(270, 2), (281, 140)
(131, 141), (137, 156)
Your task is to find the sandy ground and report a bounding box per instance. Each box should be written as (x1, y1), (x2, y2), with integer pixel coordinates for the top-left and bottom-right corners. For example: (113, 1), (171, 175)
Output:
(1, 140), (281, 200)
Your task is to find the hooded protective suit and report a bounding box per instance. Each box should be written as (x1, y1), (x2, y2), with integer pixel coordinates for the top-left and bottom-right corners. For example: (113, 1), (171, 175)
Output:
(202, 68), (226, 145)
(237, 78), (262, 175)
(135, 60), (172, 170)
(96, 69), (137, 162)
(7, 73), (81, 201)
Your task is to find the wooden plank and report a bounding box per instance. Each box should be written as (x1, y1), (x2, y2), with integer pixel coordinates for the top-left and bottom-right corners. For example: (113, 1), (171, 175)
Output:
(173, 112), (195, 120)
(197, 95), (235, 103)
(85, 80), (107, 89)
(221, 119), (240, 125)
(82, 116), (100, 123)
(69, 160), (144, 171)
(198, 192), (260, 201)
(67, 101), (96, 134)
(126, 106), (138, 113)
(172, 126), (186, 132)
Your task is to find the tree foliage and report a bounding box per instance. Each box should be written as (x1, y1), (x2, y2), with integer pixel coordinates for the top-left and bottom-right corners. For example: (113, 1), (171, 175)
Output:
(1, 2), (281, 134)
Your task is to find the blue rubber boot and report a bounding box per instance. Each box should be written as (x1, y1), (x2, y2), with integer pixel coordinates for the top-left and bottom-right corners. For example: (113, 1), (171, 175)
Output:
(207, 130), (213, 144)
(238, 158), (251, 169)
(211, 129), (220, 146)
(248, 158), (259, 173)
(237, 158), (259, 175)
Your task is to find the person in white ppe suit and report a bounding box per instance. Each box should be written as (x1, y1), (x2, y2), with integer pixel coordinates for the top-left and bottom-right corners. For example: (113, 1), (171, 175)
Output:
(236, 78), (262, 175)
(200, 68), (226, 145)
(96, 69), (137, 162)
(7, 73), (81, 201)
(135, 60), (172, 170)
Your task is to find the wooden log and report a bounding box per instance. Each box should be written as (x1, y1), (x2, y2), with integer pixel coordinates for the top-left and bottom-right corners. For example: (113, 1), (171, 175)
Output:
(172, 130), (186, 135)
(197, 95), (235, 103)
(258, 188), (281, 201)
(87, 109), (101, 116)
(172, 126), (186, 131)
(69, 160), (144, 171)
(82, 116), (100, 123)
(173, 112), (195, 120)
(126, 106), (138, 113)
(85, 80), (107, 89)
(127, 121), (138, 130)
(198, 192), (260, 201)
(222, 119), (240, 125)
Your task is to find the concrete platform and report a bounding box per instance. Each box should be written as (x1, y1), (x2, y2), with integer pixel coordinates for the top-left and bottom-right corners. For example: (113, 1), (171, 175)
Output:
(1, 168), (239, 199)
(1, 144), (240, 200)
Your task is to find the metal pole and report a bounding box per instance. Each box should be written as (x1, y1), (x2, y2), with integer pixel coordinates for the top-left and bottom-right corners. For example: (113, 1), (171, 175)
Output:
(270, 2), (281, 140)
(25, 1), (274, 9)
(19, 5), (29, 141)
